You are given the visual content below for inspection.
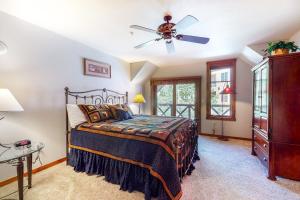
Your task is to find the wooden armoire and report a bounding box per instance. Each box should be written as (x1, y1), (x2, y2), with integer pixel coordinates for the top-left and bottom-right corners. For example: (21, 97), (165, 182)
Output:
(252, 52), (300, 181)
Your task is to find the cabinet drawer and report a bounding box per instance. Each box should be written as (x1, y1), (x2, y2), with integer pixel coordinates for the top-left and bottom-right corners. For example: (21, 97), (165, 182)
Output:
(254, 130), (269, 153)
(254, 143), (269, 168)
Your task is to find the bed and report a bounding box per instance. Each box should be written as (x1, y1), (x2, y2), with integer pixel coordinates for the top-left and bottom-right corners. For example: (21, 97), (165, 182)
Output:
(65, 87), (199, 200)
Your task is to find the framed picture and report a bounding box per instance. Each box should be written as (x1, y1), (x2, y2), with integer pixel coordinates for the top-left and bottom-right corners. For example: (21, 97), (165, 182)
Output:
(84, 58), (111, 78)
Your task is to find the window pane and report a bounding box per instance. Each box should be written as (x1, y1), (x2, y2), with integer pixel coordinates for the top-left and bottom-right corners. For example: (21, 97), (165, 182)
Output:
(156, 84), (173, 116)
(211, 81), (231, 116)
(210, 67), (232, 117)
(176, 83), (195, 119)
(261, 67), (268, 113)
(254, 70), (261, 112)
(176, 83), (195, 104)
(211, 68), (231, 82)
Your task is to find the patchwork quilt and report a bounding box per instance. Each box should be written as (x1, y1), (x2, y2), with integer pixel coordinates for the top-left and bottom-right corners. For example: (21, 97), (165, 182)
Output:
(78, 115), (189, 142)
(70, 115), (195, 200)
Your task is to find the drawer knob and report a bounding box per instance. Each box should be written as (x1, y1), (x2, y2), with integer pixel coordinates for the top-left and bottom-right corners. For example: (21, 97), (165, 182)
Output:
(254, 146), (257, 150)
(263, 157), (267, 162)
(263, 144), (267, 148)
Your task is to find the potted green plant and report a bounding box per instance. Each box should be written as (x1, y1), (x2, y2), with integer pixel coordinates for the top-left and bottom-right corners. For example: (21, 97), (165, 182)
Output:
(264, 41), (299, 56)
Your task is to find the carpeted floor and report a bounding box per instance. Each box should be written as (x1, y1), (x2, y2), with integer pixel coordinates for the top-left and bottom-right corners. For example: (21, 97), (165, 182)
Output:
(1, 136), (300, 200)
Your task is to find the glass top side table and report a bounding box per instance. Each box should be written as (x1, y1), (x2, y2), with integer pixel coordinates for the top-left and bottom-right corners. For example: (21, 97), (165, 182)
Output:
(0, 142), (44, 200)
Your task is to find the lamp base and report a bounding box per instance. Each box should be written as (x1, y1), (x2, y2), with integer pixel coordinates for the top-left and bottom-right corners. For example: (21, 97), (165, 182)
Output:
(218, 135), (229, 141)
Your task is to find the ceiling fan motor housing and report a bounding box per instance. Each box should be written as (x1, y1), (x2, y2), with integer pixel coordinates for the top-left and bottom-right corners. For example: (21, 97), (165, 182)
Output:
(158, 15), (176, 40)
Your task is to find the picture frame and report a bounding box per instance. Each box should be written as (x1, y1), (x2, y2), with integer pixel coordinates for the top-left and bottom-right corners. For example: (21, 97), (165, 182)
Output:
(83, 58), (111, 78)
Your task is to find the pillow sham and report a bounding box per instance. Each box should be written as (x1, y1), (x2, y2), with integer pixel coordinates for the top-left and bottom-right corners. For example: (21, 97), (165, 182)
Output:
(115, 107), (133, 121)
(108, 104), (133, 120)
(98, 104), (114, 119)
(121, 104), (134, 116)
(108, 104), (123, 119)
(66, 104), (87, 128)
(78, 104), (112, 123)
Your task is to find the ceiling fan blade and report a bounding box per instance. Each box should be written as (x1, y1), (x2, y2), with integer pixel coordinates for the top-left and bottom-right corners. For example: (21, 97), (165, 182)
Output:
(166, 40), (175, 54)
(174, 15), (199, 31)
(130, 25), (157, 34)
(134, 39), (157, 49)
(176, 34), (210, 44)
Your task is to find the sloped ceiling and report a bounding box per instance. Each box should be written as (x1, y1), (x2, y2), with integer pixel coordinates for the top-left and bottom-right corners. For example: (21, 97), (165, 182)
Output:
(0, 0), (299, 67)
(131, 62), (158, 84)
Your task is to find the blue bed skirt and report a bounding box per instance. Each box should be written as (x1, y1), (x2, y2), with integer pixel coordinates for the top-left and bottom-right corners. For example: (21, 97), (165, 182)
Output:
(69, 149), (200, 200)
(70, 148), (199, 200)
(69, 148), (169, 200)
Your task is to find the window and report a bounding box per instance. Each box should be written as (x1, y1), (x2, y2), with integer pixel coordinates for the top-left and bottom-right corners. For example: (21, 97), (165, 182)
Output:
(151, 77), (201, 130)
(206, 59), (236, 121)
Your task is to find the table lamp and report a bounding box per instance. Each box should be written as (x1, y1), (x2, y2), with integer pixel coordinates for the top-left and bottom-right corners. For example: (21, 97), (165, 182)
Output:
(133, 93), (145, 115)
(0, 89), (24, 148)
(219, 84), (234, 141)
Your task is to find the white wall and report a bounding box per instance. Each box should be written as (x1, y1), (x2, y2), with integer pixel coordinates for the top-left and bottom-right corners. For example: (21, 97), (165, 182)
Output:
(144, 59), (253, 139)
(290, 29), (300, 46)
(0, 12), (138, 181)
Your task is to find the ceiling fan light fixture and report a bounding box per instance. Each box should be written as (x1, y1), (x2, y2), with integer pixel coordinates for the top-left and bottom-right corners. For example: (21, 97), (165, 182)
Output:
(163, 15), (172, 22)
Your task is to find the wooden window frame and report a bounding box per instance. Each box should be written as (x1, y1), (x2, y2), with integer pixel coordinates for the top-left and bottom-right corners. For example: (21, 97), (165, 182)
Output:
(150, 76), (202, 131)
(206, 59), (236, 121)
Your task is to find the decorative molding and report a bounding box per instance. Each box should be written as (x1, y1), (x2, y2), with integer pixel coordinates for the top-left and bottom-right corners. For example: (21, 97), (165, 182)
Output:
(0, 157), (67, 187)
(199, 132), (251, 141)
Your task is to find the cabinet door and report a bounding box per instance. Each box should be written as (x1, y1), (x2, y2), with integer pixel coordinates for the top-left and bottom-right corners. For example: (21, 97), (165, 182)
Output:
(253, 70), (261, 128)
(253, 62), (269, 136)
(261, 66), (268, 115)
(260, 65), (269, 133)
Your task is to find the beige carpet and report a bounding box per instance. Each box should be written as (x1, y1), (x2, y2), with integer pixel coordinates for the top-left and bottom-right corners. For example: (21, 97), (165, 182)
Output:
(1, 136), (300, 200)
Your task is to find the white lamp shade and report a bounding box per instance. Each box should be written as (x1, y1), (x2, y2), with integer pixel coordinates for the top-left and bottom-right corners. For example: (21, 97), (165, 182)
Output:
(0, 89), (24, 112)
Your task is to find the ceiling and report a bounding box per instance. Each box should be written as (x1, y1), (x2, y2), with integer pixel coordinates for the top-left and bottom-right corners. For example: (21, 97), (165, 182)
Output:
(0, 0), (300, 67)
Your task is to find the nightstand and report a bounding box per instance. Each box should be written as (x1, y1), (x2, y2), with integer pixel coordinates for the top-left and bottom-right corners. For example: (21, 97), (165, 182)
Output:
(0, 142), (44, 200)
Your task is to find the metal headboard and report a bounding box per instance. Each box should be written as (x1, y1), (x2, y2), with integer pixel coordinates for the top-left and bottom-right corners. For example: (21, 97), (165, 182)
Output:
(65, 87), (128, 105)
(64, 87), (128, 165)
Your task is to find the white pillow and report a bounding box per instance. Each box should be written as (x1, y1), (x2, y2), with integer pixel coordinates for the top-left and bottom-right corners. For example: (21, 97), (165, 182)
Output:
(67, 104), (87, 128)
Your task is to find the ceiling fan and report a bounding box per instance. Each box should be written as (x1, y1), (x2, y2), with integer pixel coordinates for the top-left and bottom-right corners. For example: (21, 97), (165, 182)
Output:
(130, 15), (210, 53)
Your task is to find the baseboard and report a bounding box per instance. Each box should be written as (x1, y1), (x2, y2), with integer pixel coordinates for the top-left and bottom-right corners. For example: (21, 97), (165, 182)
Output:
(199, 132), (251, 141)
(0, 157), (67, 187)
